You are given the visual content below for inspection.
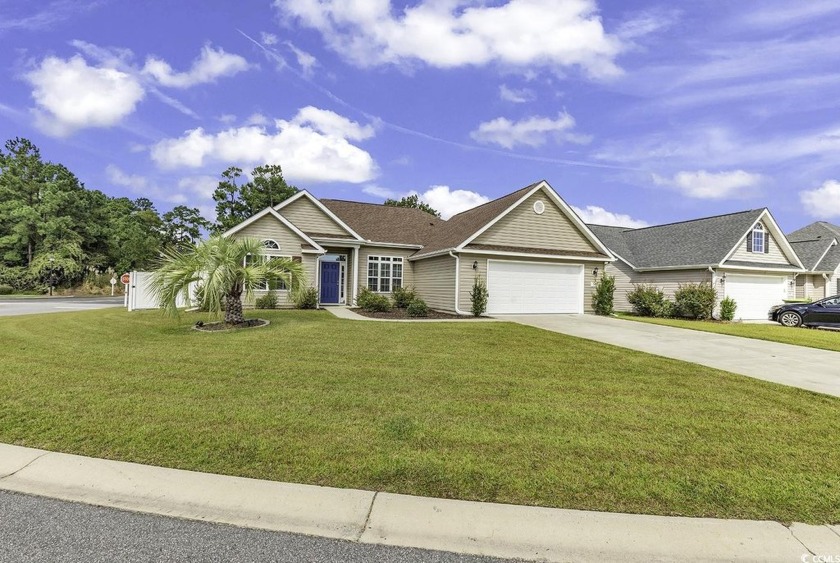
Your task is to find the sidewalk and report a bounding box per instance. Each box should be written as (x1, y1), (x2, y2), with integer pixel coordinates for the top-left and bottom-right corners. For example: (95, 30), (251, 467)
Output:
(1, 444), (837, 562)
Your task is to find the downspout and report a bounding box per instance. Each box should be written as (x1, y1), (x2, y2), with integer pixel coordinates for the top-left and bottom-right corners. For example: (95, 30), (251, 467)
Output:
(708, 266), (718, 317)
(449, 251), (468, 315)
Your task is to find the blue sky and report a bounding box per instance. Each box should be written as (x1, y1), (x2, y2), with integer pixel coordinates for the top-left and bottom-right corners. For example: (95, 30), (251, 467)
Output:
(2, 0), (840, 231)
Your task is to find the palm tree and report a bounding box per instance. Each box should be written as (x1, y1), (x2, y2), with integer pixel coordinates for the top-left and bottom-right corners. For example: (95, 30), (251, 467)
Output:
(151, 236), (305, 324)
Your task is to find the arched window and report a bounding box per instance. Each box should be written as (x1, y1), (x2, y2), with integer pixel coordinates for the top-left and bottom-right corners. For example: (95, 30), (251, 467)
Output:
(750, 223), (765, 253)
(263, 239), (280, 250)
(244, 239), (289, 290)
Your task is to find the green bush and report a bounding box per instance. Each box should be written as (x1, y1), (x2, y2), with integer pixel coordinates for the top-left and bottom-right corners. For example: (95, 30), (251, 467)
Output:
(674, 282), (717, 320)
(357, 287), (391, 312)
(470, 276), (488, 317)
(0, 266), (39, 291)
(406, 298), (429, 317)
(592, 274), (615, 316)
(0, 284), (13, 295)
(293, 286), (318, 309)
(627, 284), (672, 317)
(719, 296), (737, 321)
(392, 286), (417, 308)
(255, 291), (278, 309)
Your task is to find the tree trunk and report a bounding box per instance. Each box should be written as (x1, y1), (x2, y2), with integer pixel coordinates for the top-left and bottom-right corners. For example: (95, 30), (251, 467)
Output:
(224, 288), (245, 324)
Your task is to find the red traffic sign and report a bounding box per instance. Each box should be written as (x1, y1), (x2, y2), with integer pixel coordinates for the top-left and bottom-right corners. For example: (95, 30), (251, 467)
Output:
(120, 273), (131, 285)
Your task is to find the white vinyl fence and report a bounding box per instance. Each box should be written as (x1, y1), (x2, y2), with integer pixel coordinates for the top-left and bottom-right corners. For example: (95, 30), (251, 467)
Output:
(126, 271), (193, 311)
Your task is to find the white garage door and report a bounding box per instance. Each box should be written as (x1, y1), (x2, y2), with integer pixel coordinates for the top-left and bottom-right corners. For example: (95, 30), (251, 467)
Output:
(487, 261), (583, 314)
(724, 274), (787, 320)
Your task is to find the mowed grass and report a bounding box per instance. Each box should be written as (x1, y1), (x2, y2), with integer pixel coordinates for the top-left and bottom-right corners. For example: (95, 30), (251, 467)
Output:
(617, 313), (840, 352)
(1, 309), (838, 524)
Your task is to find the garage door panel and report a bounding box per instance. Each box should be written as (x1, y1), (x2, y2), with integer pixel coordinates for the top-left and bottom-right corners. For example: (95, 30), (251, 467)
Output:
(487, 261), (582, 314)
(724, 274), (787, 320)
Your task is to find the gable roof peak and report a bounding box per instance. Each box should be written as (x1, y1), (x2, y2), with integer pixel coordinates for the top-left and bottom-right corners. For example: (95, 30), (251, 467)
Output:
(626, 208), (765, 233)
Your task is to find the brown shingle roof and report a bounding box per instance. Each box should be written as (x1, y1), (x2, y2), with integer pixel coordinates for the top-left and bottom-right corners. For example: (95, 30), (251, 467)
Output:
(319, 199), (444, 246)
(411, 182), (541, 257)
(464, 243), (609, 259)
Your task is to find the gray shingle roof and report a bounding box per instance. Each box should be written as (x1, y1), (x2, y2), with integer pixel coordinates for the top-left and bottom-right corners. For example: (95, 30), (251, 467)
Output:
(588, 209), (765, 269)
(787, 222), (840, 272)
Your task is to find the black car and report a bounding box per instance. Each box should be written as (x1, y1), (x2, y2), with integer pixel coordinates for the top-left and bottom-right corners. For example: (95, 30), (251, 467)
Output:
(770, 295), (840, 327)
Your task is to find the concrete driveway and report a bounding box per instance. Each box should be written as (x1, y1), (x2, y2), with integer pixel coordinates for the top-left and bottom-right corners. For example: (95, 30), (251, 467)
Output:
(0, 296), (124, 317)
(499, 314), (840, 398)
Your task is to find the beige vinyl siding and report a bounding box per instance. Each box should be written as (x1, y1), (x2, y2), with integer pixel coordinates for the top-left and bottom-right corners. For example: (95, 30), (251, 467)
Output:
(412, 255), (456, 312)
(233, 215), (310, 254)
(797, 274), (827, 300)
(358, 246), (417, 293)
(606, 259), (636, 312)
(457, 253), (598, 314)
(832, 270), (840, 296)
(629, 269), (713, 302)
(281, 196), (352, 237)
(728, 227), (793, 265)
(232, 215), (317, 308)
(244, 254), (318, 308)
(474, 191), (597, 253)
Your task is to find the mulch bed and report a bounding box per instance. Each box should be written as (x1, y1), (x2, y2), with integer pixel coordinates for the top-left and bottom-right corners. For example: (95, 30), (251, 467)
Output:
(351, 308), (480, 320)
(193, 319), (270, 332)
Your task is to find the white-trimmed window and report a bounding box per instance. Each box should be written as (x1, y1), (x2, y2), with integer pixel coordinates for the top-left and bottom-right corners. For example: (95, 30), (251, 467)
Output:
(245, 239), (290, 290)
(367, 256), (403, 293)
(750, 223), (765, 253)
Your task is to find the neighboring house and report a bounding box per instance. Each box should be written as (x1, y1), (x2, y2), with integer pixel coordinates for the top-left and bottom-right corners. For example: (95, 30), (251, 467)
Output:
(787, 222), (840, 300)
(223, 180), (614, 314)
(589, 209), (806, 320)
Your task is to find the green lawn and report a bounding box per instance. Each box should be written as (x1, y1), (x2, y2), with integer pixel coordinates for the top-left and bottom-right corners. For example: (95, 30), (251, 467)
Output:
(1, 309), (838, 524)
(617, 313), (840, 352)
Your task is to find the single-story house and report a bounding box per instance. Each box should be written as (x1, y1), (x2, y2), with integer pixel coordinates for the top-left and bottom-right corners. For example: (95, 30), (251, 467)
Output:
(224, 180), (615, 314)
(588, 209), (806, 320)
(787, 222), (840, 300)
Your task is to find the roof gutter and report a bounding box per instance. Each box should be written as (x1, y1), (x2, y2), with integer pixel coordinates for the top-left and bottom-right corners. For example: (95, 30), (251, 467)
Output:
(449, 251), (468, 316)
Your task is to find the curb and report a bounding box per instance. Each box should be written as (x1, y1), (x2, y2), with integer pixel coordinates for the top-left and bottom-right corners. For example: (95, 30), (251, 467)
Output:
(1, 444), (838, 562)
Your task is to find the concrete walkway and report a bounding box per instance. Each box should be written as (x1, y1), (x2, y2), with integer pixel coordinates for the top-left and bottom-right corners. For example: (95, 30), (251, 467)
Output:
(500, 314), (840, 398)
(1, 444), (838, 562)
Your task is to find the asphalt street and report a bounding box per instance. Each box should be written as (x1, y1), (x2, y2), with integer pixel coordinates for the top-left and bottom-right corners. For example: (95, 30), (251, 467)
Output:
(0, 296), (124, 316)
(0, 491), (518, 563)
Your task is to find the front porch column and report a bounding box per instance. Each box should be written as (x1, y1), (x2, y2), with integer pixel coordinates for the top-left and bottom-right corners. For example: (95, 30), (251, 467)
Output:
(351, 247), (359, 306)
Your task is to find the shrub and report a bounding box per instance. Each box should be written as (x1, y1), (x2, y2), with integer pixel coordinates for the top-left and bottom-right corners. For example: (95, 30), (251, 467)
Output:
(357, 286), (391, 312)
(392, 286), (417, 308)
(719, 296), (737, 321)
(406, 298), (429, 317)
(0, 266), (39, 291)
(255, 291), (278, 309)
(470, 276), (488, 317)
(674, 282), (717, 320)
(592, 274), (615, 316)
(0, 284), (13, 295)
(293, 286), (318, 309)
(627, 284), (671, 317)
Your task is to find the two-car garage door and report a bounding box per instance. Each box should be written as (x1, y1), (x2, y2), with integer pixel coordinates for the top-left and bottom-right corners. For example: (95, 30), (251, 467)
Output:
(487, 260), (583, 314)
(724, 274), (787, 320)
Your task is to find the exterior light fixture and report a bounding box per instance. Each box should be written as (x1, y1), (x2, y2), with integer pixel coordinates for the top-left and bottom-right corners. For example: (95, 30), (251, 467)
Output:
(472, 261), (478, 270)
(592, 267), (599, 277)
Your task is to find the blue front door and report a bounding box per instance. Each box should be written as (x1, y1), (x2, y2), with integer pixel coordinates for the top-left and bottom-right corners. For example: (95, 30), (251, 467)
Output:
(320, 261), (340, 304)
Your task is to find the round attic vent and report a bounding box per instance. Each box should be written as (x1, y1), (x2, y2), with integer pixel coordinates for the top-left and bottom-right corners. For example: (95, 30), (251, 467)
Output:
(533, 200), (545, 215)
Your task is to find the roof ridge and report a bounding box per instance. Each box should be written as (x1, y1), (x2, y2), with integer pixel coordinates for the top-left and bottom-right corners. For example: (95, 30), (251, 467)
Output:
(624, 208), (764, 232)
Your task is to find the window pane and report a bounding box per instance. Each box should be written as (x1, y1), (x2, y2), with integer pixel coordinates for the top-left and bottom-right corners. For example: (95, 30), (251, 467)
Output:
(381, 262), (390, 279)
(380, 278), (390, 292)
(368, 277), (378, 292)
(368, 261), (378, 278)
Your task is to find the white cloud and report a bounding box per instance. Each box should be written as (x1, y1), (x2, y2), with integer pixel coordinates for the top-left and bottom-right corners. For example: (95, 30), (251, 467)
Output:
(25, 55), (145, 136)
(470, 112), (589, 149)
(149, 106), (377, 184)
(245, 113), (269, 126)
(178, 175), (219, 199)
(276, 0), (623, 78)
(499, 84), (535, 103)
(571, 205), (648, 228)
(652, 169), (763, 200)
(142, 45), (252, 88)
(105, 165), (187, 204)
(261, 32), (279, 45)
(800, 180), (840, 218)
(285, 41), (318, 75)
(362, 185), (398, 199)
(413, 185), (489, 219)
